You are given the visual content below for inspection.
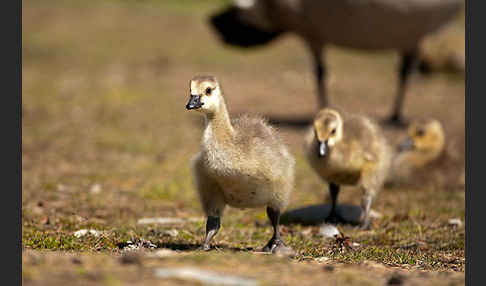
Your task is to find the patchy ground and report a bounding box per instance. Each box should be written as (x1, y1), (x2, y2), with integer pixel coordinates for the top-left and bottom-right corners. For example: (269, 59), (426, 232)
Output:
(23, 250), (464, 286)
(22, 0), (465, 285)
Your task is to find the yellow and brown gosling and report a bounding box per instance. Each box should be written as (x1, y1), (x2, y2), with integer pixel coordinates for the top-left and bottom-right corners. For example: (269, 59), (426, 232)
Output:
(186, 75), (295, 253)
(390, 118), (463, 188)
(304, 108), (392, 229)
(394, 118), (445, 168)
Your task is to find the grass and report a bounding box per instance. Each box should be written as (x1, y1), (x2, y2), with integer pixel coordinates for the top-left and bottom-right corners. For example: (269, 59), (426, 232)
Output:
(22, 0), (465, 284)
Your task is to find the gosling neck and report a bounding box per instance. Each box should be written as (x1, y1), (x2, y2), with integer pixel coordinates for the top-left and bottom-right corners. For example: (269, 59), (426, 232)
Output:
(420, 146), (444, 163)
(204, 97), (235, 143)
(406, 147), (444, 167)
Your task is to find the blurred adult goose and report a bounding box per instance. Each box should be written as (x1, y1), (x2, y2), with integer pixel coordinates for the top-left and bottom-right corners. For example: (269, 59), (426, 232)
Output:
(186, 75), (295, 253)
(210, 0), (462, 125)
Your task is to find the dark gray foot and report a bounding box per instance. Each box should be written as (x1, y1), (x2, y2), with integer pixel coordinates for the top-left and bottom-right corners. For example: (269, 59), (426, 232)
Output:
(201, 244), (223, 251)
(262, 238), (295, 256)
(262, 238), (285, 253)
(201, 216), (221, 251)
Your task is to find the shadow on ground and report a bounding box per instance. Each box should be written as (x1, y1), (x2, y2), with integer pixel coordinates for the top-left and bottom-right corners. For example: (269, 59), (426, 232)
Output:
(281, 203), (362, 226)
(158, 242), (253, 252)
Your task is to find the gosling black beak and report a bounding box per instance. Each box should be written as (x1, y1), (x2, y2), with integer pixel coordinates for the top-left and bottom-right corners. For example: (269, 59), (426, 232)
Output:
(399, 138), (415, 151)
(186, 94), (204, 110)
(318, 140), (328, 157)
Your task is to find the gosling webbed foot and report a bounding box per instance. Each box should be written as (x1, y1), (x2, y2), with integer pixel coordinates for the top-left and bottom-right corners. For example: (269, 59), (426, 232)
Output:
(201, 243), (212, 251)
(359, 219), (372, 230)
(201, 216), (221, 251)
(262, 237), (285, 253)
(359, 194), (373, 230)
(201, 243), (223, 251)
(262, 238), (294, 256)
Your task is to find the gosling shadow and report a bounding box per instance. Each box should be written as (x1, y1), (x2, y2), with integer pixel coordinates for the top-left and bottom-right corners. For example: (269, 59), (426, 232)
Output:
(159, 242), (253, 253)
(157, 243), (201, 251)
(280, 203), (362, 226)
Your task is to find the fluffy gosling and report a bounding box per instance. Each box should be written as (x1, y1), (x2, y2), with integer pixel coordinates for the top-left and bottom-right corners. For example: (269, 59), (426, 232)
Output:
(186, 75), (295, 253)
(304, 108), (392, 229)
(390, 119), (463, 188)
(395, 119), (445, 169)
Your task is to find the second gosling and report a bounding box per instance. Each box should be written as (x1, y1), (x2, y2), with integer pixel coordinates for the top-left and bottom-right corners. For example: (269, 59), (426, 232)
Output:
(186, 75), (295, 252)
(304, 108), (392, 229)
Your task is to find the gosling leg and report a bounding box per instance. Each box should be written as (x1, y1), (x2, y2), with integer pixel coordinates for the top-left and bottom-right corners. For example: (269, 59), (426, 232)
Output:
(325, 183), (345, 224)
(359, 194), (373, 230)
(202, 216), (221, 251)
(262, 207), (286, 252)
(387, 49), (420, 127)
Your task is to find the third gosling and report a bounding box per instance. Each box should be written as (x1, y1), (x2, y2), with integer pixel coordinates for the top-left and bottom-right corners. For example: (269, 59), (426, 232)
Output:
(304, 108), (392, 229)
(394, 119), (446, 172)
(389, 118), (463, 188)
(186, 75), (295, 253)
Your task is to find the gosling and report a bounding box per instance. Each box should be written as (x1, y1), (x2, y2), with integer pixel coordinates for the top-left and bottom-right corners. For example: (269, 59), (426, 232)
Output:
(186, 75), (295, 252)
(389, 119), (462, 188)
(304, 108), (392, 229)
(394, 119), (445, 169)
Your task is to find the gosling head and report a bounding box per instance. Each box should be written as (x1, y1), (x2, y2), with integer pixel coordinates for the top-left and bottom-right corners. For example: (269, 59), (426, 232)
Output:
(399, 119), (445, 154)
(313, 109), (343, 158)
(186, 75), (223, 114)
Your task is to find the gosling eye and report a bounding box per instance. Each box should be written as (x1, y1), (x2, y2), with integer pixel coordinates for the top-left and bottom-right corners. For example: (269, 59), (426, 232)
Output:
(330, 129), (336, 135)
(416, 129), (425, 137)
(205, 87), (212, 95)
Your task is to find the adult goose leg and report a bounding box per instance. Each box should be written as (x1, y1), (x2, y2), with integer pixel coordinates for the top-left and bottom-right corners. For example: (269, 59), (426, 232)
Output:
(387, 49), (420, 127)
(310, 45), (328, 108)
